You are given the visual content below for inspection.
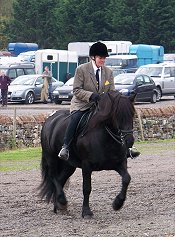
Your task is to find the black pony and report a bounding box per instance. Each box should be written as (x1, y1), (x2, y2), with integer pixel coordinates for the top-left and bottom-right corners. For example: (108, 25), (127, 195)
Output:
(39, 90), (136, 218)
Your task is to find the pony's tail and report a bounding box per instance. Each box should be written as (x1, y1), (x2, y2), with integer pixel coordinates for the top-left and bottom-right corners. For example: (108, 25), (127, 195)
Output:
(38, 151), (54, 203)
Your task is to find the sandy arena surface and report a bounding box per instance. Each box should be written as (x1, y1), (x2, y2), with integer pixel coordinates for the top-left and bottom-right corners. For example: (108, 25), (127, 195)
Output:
(0, 141), (175, 237)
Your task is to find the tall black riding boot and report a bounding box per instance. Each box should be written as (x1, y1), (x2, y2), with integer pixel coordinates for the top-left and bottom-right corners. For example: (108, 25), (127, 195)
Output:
(58, 110), (85, 161)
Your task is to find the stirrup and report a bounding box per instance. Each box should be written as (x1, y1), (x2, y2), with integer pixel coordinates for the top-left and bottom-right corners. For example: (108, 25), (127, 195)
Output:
(128, 147), (140, 159)
(58, 146), (69, 161)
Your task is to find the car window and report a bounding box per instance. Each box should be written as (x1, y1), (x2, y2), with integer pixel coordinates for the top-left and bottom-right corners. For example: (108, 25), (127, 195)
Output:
(24, 68), (35, 74)
(144, 75), (152, 84)
(170, 67), (175, 76)
(36, 77), (43, 85)
(136, 76), (144, 85)
(164, 67), (171, 76)
(16, 68), (25, 77)
(8, 69), (17, 79)
(138, 67), (163, 77)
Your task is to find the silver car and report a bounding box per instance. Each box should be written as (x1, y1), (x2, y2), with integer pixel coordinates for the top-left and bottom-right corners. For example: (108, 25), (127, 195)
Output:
(7, 74), (64, 104)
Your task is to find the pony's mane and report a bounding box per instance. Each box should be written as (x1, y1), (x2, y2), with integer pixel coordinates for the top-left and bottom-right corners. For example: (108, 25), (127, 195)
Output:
(112, 95), (135, 128)
(88, 91), (135, 129)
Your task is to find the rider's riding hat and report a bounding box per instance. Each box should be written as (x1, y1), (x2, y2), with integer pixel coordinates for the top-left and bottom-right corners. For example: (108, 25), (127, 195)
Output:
(89, 42), (109, 57)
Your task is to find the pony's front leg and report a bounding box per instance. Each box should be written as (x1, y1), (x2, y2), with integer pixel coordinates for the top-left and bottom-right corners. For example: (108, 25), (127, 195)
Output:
(82, 168), (93, 218)
(113, 162), (131, 211)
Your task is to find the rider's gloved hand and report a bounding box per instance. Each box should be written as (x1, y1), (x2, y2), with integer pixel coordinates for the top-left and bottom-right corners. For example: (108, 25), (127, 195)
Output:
(89, 93), (100, 103)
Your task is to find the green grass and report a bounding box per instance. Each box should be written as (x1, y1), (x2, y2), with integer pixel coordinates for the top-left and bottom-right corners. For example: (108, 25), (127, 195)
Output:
(0, 147), (42, 172)
(0, 139), (174, 172)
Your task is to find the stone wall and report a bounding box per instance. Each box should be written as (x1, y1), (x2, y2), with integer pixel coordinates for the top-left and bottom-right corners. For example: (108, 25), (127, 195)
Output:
(0, 106), (175, 151)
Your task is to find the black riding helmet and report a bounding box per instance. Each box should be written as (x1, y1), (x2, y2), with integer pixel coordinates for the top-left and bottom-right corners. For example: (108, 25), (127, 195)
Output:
(89, 42), (109, 57)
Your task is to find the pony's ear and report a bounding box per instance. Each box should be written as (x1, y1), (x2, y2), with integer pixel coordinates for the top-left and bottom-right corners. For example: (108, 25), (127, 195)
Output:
(129, 92), (137, 103)
(89, 93), (112, 128)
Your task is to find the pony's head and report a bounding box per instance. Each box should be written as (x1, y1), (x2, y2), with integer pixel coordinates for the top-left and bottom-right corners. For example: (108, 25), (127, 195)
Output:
(89, 91), (136, 148)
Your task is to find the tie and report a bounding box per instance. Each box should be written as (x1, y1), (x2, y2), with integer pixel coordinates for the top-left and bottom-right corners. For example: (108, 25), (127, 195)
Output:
(96, 69), (100, 90)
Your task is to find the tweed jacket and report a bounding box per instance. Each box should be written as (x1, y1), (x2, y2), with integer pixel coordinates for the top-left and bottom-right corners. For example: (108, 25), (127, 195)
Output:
(70, 61), (115, 112)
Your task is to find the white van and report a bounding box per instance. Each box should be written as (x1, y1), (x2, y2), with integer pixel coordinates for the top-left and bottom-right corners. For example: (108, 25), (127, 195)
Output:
(136, 63), (175, 100)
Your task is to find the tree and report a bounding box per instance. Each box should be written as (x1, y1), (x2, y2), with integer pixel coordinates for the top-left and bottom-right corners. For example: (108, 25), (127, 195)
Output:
(6, 0), (59, 48)
(107, 0), (141, 43)
(54, 0), (111, 49)
(139, 0), (175, 52)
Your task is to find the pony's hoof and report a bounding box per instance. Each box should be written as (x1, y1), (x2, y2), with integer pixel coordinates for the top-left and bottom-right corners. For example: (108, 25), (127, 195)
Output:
(53, 202), (68, 213)
(112, 197), (125, 211)
(82, 208), (94, 219)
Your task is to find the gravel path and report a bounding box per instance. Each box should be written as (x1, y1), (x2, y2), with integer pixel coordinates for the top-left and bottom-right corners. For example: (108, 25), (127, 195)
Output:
(0, 141), (175, 237)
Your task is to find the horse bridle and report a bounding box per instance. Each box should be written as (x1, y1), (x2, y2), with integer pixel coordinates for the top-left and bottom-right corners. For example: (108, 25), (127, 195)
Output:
(105, 93), (134, 145)
(105, 126), (133, 146)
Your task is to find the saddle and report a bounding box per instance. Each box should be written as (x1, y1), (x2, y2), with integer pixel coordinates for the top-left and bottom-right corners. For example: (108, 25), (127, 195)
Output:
(75, 109), (94, 138)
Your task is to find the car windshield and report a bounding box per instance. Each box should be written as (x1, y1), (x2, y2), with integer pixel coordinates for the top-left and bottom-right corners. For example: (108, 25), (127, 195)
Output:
(11, 76), (35, 85)
(137, 67), (163, 77)
(114, 75), (134, 85)
(64, 77), (74, 86)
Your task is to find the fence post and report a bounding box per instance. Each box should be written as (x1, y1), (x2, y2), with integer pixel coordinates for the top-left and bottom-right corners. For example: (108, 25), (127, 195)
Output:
(136, 110), (145, 141)
(12, 107), (17, 148)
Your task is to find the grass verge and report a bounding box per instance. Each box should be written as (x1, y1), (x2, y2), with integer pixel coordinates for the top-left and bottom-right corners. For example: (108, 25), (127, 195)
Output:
(0, 139), (174, 172)
(0, 147), (42, 172)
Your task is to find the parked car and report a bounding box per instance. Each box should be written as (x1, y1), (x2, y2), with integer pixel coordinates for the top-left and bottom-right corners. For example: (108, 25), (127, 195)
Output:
(53, 77), (74, 104)
(135, 62), (175, 100)
(0, 63), (35, 81)
(114, 73), (158, 103)
(7, 74), (64, 104)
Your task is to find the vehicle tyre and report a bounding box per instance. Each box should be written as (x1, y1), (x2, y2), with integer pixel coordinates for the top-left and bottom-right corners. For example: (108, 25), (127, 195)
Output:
(54, 99), (62, 104)
(156, 87), (161, 101)
(25, 92), (35, 104)
(151, 92), (157, 103)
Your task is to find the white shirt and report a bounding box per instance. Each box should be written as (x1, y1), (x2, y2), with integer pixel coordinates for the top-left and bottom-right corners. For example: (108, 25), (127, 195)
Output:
(91, 61), (101, 84)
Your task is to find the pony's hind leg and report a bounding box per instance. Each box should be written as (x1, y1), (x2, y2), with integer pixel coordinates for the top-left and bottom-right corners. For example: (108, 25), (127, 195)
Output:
(112, 161), (131, 211)
(52, 163), (76, 214)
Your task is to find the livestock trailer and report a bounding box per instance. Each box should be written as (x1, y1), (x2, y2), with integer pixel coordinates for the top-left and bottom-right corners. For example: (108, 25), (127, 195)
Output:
(35, 49), (78, 83)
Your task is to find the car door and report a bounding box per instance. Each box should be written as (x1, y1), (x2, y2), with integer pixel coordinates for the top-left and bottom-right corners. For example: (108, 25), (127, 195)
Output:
(135, 75), (147, 101)
(35, 77), (43, 100)
(162, 67), (175, 94)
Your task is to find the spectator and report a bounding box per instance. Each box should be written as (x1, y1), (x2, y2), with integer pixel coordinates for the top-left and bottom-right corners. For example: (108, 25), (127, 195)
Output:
(41, 66), (52, 103)
(0, 70), (11, 107)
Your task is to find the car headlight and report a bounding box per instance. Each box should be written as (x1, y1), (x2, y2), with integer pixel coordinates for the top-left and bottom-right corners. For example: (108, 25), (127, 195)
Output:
(119, 89), (129, 95)
(53, 90), (59, 95)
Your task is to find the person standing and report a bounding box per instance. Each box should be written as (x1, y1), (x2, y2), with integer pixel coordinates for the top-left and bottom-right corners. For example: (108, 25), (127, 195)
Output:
(41, 66), (52, 103)
(0, 70), (11, 107)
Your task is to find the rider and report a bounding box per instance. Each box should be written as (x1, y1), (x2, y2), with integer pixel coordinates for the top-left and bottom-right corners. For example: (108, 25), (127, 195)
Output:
(58, 41), (140, 161)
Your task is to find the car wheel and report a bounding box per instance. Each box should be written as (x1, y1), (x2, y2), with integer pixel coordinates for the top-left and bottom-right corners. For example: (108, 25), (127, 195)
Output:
(54, 99), (62, 104)
(25, 92), (35, 104)
(156, 87), (161, 101)
(150, 92), (157, 103)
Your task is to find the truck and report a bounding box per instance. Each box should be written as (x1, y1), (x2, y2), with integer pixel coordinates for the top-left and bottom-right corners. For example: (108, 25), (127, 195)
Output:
(68, 41), (132, 65)
(35, 49), (78, 83)
(129, 44), (164, 66)
(7, 42), (38, 56)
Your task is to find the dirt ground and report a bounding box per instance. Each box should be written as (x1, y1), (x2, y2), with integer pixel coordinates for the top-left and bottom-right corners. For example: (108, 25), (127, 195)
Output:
(0, 141), (175, 237)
